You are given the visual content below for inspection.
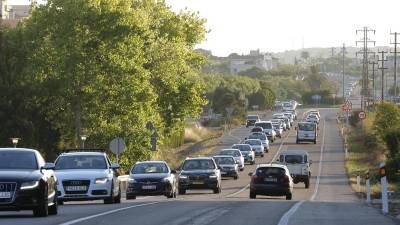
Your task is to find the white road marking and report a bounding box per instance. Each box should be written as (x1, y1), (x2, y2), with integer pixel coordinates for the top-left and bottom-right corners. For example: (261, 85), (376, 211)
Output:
(225, 184), (250, 198)
(276, 118), (326, 225)
(311, 119), (326, 201)
(277, 201), (305, 225)
(58, 202), (160, 225)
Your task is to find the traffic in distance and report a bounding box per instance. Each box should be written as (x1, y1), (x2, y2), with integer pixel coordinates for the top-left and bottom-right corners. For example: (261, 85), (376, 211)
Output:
(0, 100), (322, 216)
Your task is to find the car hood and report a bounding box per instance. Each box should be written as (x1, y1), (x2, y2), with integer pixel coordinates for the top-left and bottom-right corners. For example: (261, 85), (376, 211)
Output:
(0, 170), (42, 182)
(55, 169), (109, 180)
(131, 173), (169, 180)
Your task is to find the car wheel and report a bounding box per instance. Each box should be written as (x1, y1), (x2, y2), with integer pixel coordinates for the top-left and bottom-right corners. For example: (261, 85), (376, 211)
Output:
(286, 193), (292, 200)
(104, 184), (115, 204)
(178, 188), (186, 195)
(314, 140), (317, 144)
(57, 199), (64, 205)
(305, 177), (310, 189)
(250, 161), (255, 165)
(249, 191), (256, 199)
(114, 185), (121, 203)
(213, 183), (221, 194)
(296, 139), (299, 144)
(240, 167), (244, 171)
(234, 175), (238, 180)
(261, 154), (264, 158)
(167, 184), (175, 198)
(33, 186), (49, 217)
(48, 190), (58, 215)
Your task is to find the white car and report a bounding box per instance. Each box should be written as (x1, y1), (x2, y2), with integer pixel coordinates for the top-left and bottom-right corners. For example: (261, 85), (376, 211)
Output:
(306, 114), (319, 124)
(276, 150), (312, 189)
(296, 122), (318, 144)
(54, 151), (121, 204)
(243, 139), (264, 157)
(248, 132), (270, 152)
(255, 121), (276, 142)
(219, 149), (245, 171)
(232, 144), (256, 165)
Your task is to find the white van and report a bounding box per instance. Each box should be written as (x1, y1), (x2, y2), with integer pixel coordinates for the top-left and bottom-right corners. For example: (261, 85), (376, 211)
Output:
(296, 122), (317, 144)
(277, 150), (311, 188)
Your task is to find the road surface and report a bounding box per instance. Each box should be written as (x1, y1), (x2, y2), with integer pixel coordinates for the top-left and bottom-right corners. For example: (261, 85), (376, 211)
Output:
(0, 109), (397, 225)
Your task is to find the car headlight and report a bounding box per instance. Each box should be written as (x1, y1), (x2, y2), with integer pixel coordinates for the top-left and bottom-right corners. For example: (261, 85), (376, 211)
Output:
(179, 175), (188, 179)
(128, 178), (137, 183)
(95, 178), (108, 184)
(21, 181), (39, 190)
(209, 175), (218, 179)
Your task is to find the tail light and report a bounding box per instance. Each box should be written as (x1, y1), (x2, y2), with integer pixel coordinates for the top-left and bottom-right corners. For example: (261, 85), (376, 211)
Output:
(281, 175), (290, 183)
(251, 175), (261, 183)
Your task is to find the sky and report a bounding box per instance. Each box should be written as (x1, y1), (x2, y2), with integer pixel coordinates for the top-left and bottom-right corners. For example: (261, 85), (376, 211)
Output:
(9, 0), (400, 56)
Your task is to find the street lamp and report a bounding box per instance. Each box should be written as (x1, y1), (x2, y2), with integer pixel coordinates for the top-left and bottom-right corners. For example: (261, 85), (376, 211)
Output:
(10, 138), (21, 148)
(80, 135), (87, 149)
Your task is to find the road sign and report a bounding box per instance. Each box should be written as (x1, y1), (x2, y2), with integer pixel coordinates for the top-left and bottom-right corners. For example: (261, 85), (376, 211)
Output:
(341, 104), (351, 112)
(345, 99), (352, 107)
(109, 138), (126, 156)
(312, 95), (321, 101)
(225, 107), (234, 118)
(359, 111), (366, 120)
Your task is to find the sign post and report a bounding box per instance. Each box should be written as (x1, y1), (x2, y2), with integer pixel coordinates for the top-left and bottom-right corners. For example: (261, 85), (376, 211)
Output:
(109, 138), (126, 163)
(365, 170), (371, 204)
(380, 162), (389, 214)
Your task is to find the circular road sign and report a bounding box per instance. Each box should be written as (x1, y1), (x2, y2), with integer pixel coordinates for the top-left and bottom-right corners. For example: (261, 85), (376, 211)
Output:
(359, 111), (366, 120)
(109, 137), (126, 155)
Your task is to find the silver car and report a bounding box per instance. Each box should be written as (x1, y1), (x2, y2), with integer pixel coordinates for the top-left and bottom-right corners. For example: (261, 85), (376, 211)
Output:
(244, 139), (264, 157)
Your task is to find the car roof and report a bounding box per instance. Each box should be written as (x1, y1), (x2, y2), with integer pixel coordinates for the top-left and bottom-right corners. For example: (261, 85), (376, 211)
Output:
(256, 120), (272, 123)
(135, 161), (167, 164)
(245, 139), (262, 142)
(213, 155), (235, 158)
(221, 149), (240, 151)
(257, 163), (288, 169)
(185, 157), (214, 160)
(0, 148), (39, 153)
(232, 144), (251, 146)
(60, 152), (106, 156)
(279, 150), (309, 156)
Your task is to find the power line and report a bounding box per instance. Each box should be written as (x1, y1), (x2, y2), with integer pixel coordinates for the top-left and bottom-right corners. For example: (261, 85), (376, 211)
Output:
(369, 58), (378, 105)
(356, 27), (376, 110)
(378, 50), (388, 102)
(390, 31), (400, 101)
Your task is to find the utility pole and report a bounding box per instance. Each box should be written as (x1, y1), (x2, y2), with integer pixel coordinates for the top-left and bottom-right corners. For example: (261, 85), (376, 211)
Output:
(378, 50), (388, 102)
(356, 27), (376, 110)
(369, 58), (378, 105)
(390, 32), (400, 101)
(340, 44), (347, 99)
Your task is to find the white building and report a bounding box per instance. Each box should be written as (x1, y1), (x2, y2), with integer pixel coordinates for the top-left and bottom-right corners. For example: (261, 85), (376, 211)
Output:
(229, 50), (277, 74)
(0, 0), (30, 27)
(0, 0), (7, 19)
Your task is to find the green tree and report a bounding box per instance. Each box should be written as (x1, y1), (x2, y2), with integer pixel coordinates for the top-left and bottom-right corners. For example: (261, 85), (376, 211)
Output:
(374, 102), (400, 141)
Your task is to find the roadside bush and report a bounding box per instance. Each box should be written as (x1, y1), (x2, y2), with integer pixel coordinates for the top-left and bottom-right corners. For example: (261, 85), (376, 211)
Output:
(383, 128), (400, 158)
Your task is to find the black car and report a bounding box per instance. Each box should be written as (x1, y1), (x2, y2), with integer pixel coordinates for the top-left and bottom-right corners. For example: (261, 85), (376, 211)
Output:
(0, 148), (58, 217)
(178, 157), (222, 194)
(246, 115), (260, 127)
(126, 161), (177, 199)
(249, 164), (293, 200)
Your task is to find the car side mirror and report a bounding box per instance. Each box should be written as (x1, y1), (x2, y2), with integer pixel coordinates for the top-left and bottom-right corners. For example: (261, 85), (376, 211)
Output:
(248, 172), (253, 177)
(276, 158), (280, 162)
(41, 163), (55, 171)
(111, 163), (120, 170)
(217, 166), (222, 170)
(171, 170), (177, 174)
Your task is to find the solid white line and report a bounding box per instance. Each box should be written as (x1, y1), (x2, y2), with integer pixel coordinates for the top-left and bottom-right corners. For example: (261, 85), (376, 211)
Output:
(311, 119), (326, 201)
(277, 201), (305, 225)
(276, 118), (326, 225)
(58, 202), (160, 225)
(225, 184), (250, 198)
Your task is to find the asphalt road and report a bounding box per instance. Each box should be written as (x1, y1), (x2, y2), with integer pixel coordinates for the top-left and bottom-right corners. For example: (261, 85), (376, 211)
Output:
(0, 108), (398, 225)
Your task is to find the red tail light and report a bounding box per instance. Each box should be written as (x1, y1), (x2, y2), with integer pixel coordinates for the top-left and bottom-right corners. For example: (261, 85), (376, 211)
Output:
(251, 175), (261, 183)
(281, 175), (289, 183)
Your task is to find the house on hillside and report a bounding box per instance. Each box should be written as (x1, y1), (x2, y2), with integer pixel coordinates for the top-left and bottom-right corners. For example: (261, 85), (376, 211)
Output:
(0, 0), (30, 28)
(229, 49), (277, 74)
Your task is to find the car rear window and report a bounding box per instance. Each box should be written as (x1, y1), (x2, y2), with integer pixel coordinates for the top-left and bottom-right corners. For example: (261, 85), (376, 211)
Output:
(214, 157), (235, 165)
(256, 167), (285, 176)
(247, 115), (259, 120)
(251, 127), (263, 132)
(220, 150), (241, 157)
(249, 133), (266, 140)
(285, 155), (303, 164)
(255, 122), (272, 129)
(132, 163), (168, 174)
(244, 140), (262, 145)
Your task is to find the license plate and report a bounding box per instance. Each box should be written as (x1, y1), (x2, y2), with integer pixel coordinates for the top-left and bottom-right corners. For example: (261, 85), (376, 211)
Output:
(142, 185), (156, 190)
(0, 192), (11, 198)
(65, 186), (87, 191)
(304, 134), (309, 137)
(221, 172), (227, 175)
(264, 178), (277, 182)
(192, 181), (204, 185)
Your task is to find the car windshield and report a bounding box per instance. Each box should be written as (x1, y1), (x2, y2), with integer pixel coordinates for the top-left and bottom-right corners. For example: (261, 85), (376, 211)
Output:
(249, 133), (266, 140)
(214, 157), (235, 165)
(232, 145), (251, 152)
(256, 167), (285, 176)
(299, 123), (315, 131)
(285, 155), (304, 164)
(132, 163), (168, 174)
(247, 115), (258, 120)
(182, 159), (215, 170)
(0, 151), (38, 170)
(244, 140), (262, 145)
(220, 150), (241, 157)
(55, 155), (107, 170)
(255, 122), (272, 129)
